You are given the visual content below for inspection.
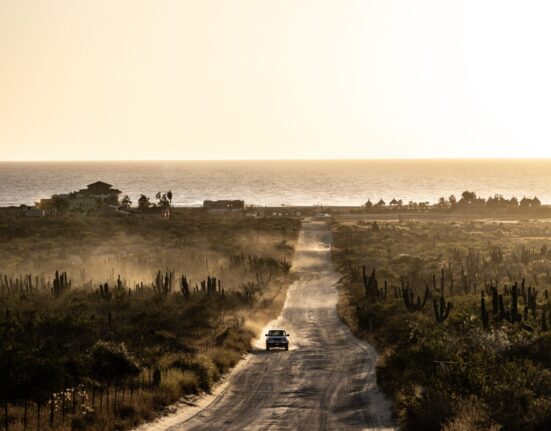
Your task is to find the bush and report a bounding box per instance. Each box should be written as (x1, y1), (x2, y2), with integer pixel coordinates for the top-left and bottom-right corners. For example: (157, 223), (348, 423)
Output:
(116, 403), (137, 420)
(159, 368), (200, 396)
(167, 355), (219, 393)
(216, 327), (255, 352)
(207, 347), (241, 374)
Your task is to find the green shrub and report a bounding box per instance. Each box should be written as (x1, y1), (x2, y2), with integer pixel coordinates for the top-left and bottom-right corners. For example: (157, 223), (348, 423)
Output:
(207, 347), (241, 374)
(216, 327), (255, 352)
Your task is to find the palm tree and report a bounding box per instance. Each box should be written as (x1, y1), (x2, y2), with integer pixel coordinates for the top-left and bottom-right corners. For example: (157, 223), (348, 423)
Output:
(121, 195), (132, 209)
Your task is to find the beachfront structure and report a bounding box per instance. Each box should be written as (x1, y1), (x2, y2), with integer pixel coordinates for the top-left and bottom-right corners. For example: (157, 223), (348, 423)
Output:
(37, 181), (123, 213)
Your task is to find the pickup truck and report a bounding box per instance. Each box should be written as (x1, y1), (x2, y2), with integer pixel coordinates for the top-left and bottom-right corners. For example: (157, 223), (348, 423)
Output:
(265, 329), (290, 351)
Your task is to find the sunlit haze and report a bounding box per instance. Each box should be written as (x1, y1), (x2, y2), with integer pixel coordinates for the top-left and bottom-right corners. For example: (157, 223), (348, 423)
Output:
(1, 0), (551, 161)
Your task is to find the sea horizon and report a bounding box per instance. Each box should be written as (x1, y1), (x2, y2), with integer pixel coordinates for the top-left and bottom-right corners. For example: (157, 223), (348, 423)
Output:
(2, 159), (551, 208)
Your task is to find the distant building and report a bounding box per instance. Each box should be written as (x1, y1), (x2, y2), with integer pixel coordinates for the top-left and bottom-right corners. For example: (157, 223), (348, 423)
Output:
(203, 200), (245, 210)
(38, 181), (123, 213)
(78, 181), (122, 205)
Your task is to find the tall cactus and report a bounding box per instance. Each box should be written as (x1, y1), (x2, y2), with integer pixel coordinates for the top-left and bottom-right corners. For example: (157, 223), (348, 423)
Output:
(527, 286), (538, 318)
(491, 285), (499, 321)
(480, 291), (489, 330)
(180, 275), (190, 298)
(363, 267), (388, 301)
(99, 283), (112, 301)
(433, 294), (452, 323)
(52, 271), (70, 298)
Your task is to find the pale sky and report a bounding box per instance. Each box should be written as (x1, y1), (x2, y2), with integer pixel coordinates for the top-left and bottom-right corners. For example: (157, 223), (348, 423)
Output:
(1, 0), (551, 161)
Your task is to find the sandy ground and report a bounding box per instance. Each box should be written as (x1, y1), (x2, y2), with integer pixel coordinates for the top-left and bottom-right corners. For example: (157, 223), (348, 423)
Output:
(136, 220), (395, 430)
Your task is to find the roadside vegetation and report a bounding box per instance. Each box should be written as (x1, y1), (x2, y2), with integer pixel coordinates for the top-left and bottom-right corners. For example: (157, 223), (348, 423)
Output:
(0, 209), (299, 430)
(332, 215), (551, 430)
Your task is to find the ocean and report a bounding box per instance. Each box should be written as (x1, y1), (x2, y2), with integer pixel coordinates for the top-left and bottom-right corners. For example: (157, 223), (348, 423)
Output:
(0, 159), (550, 207)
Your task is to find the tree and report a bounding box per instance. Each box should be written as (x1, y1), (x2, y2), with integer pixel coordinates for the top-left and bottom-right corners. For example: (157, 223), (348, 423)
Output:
(121, 195), (132, 209)
(90, 341), (140, 412)
(461, 191), (477, 204)
(137, 194), (151, 210)
(520, 197), (532, 207)
(167, 190), (173, 206)
(449, 195), (457, 206)
(155, 192), (170, 208)
(90, 341), (140, 386)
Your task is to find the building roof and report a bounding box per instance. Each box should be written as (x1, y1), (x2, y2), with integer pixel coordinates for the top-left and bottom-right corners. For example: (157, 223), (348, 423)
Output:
(87, 181), (113, 188)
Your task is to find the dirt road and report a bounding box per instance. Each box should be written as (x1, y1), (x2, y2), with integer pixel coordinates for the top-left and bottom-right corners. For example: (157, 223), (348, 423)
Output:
(140, 220), (395, 430)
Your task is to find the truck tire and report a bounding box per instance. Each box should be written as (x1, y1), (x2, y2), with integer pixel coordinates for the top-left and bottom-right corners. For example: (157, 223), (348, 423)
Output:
(266, 345), (270, 351)
(285, 344), (288, 351)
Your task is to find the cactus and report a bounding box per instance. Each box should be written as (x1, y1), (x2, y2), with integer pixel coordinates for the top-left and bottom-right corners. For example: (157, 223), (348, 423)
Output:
(363, 267), (386, 301)
(180, 275), (190, 298)
(433, 293), (452, 323)
(480, 291), (489, 330)
(491, 285), (499, 320)
(154, 270), (173, 296)
(52, 271), (71, 298)
(402, 282), (429, 312)
(511, 282), (520, 323)
(498, 294), (507, 322)
(527, 286), (538, 318)
(99, 283), (112, 301)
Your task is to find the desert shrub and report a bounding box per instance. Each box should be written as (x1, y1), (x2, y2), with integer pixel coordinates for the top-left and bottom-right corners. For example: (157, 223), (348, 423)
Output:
(206, 348), (241, 374)
(178, 370), (200, 394)
(216, 326), (255, 352)
(168, 355), (219, 393)
(159, 368), (200, 396)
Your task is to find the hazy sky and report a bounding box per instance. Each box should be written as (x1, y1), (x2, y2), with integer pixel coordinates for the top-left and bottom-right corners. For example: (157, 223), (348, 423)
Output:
(1, 0), (551, 161)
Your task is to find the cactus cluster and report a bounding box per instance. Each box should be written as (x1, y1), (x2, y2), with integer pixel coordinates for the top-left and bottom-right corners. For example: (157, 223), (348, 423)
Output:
(363, 266), (386, 300)
(198, 276), (222, 296)
(480, 280), (542, 330)
(0, 273), (48, 297)
(52, 271), (71, 298)
(433, 293), (452, 323)
(402, 282), (429, 312)
(96, 275), (129, 301)
(154, 270), (173, 296)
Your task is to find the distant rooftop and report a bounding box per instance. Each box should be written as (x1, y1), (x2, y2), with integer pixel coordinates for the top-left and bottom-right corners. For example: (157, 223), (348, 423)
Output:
(87, 181), (113, 188)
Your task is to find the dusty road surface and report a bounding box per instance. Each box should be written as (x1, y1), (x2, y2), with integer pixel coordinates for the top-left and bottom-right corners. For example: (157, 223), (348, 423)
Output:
(140, 220), (395, 431)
